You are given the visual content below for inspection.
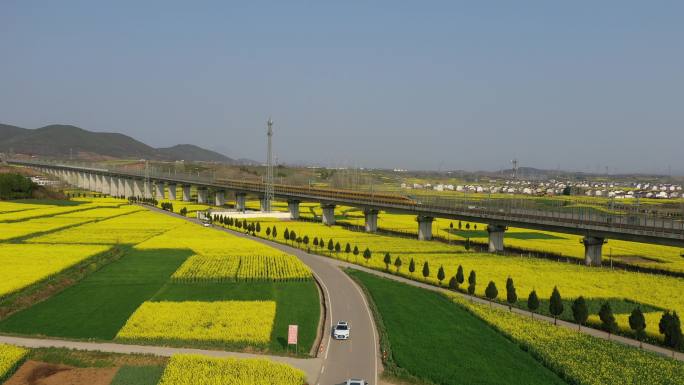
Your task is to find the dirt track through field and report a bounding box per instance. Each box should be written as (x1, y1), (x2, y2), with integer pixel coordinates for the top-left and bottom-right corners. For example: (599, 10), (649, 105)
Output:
(5, 360), (118, 385)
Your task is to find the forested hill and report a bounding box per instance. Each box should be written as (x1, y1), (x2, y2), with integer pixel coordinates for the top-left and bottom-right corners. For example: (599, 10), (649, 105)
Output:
(0, 123), (235, 163)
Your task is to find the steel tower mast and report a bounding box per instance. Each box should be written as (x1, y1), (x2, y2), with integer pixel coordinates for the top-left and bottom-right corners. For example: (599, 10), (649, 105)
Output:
(264, 117), (274, 212)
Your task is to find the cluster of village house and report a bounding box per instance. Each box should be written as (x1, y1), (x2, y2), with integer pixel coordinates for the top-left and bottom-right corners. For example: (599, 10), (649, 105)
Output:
(401, 180), (683, 199)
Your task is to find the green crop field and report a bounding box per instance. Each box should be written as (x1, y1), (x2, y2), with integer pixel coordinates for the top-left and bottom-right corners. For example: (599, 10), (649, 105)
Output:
(110, 366), (165, 385)
(350, 270), (684, 385)
(348, 270), (567, 385)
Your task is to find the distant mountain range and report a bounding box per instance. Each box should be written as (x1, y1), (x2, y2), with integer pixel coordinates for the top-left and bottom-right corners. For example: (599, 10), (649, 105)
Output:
(0, 123), (253, 164)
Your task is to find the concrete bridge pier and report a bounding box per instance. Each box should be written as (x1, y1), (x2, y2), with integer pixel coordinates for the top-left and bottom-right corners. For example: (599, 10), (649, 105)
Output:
(288, 200), (300, 219)
(182, 185), (192, 202)
(117, 178), (126, 198)
(124, 179), (134, 198)
(167, 184), (177, 201)
(96, 175), (104, 193)
(143, 181), (153, 199)
(109, 177), (118, 196)
(364, 209), (379, 233)
(418, 215), (434, 240)
(582, 236), (605, 266)
(92, 174), (100, 192)
(154, 182), (164, 199)
(132, 179), (143, 198)
(322, 204), (336, 226)
(102, 176), (111, 195)
(235, 193), (246, 212)
(487, 224), (507, 253)
(197, 188), (208, 204)
(215, 190), (226, 206)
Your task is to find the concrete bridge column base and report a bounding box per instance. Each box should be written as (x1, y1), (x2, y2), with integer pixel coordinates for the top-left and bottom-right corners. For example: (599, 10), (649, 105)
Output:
(110, 177), (118, 197)
(124, 179), (134, 198)
(168, 184), (177, 201)
(235, 193), (246, 212)
(133, 179), (144, 198)
(102, 176), (112, 195)
(288, 200), (300, 219)
(322, 204), (336, 226)
(364, 209), (379, 233)
(487, 224), (507, 253)
(215, 190), (226, 206)
(197, 188), (208, 204)
(154, 182), (164, 199)
(182, 185), (192, 202)
(417, 215), (434, 240)
(582, 236), (605, 266)
(116, 178), (125, 197)
(94, 175), (102, 193)
(143, 181), (152, 199)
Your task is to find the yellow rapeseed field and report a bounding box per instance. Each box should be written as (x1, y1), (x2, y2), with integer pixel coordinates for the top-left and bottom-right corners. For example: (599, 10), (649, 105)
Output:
(244, 217), (684, 339)
(339, 211), (684, 273)
(236, 255), (311, 281)
(136, 222), (287, 257)
(158, 354), (306, 385)
(172, 254), (311, 282)
(27, 210), (176, 245)
(0, 243), (110, 297)
(452, 295), (684, 385)
(116, 301), (276, 346)
(0, 216), (91, 241)
(0, 203), (104, 222)
(0, 344), (28, 380)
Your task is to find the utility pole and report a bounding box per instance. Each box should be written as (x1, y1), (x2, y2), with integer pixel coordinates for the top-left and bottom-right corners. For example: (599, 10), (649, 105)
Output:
(511, 159), (518, 180)
(264, 117), (274, 212)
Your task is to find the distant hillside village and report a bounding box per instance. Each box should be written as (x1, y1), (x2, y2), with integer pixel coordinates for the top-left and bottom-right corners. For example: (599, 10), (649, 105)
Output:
(401, 180), (684, 199)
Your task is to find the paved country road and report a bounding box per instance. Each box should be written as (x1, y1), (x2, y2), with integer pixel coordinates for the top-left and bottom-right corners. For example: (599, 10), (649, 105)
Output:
(222, 225), (381, 385)
(148, 207), (381, 385)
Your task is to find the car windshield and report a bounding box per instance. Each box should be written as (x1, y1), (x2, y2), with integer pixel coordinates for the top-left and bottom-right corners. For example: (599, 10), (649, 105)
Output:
(336, 325), (349, 330)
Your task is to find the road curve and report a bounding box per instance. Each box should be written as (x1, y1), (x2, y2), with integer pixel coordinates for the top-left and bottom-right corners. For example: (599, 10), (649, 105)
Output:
(149, 207), (380, 385)
(209, 224), (380, 385)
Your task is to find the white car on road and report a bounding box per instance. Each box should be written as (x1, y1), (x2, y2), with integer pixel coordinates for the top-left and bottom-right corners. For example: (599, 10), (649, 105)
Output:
(346, 379), (367, 385)
(333, 321), (350, 340)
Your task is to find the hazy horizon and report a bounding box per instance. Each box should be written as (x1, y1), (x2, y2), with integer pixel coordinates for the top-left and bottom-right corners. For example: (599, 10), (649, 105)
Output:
(2, 1), (682, 175)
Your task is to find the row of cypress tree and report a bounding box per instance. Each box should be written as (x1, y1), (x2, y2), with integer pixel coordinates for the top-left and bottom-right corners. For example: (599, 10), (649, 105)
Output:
(211, 214), (682, 355)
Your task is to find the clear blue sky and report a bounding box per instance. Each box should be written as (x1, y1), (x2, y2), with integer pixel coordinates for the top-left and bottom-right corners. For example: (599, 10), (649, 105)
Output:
(1, 1), (682, 174)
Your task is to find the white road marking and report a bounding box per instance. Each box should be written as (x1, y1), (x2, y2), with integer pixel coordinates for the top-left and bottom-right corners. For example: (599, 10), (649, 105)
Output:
(313, 271), (333, 361)
(345, 272), (379, 385)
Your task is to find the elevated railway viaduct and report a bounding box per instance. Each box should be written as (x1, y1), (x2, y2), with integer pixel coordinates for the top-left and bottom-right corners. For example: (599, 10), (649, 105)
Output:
(10, 160), (684, 267)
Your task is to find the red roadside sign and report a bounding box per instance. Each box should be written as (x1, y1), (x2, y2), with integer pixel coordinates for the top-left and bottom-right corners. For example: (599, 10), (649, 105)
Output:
(288, 324), (298, 345)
